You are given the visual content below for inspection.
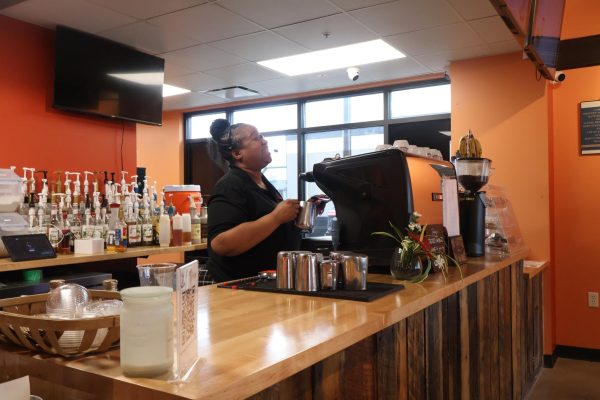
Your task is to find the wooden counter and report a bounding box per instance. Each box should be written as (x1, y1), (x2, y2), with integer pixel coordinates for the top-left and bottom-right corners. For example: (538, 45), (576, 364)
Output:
(0, 243), (207, 273)
(0, 249), (536, 400)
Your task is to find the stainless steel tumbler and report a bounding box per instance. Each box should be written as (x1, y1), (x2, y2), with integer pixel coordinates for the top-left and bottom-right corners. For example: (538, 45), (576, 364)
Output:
(340, 253), (368, 291)
(294, 253), (319, 292)
(319, 260), (339, 290)
(276, 251), (294, 289)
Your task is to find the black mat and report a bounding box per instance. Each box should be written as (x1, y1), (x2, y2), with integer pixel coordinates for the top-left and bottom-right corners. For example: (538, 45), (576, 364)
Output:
(218, 279), (404, 302)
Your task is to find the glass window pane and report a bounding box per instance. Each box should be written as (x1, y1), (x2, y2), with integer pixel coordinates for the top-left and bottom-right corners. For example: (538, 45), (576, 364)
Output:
(262, 134), (298, 200)
(188, 112), (225, 139)
(390, 84), (451, 119)
(233, 104), (297, 133)
(350, 126), (384, 155)
(305, 93), (383, 127)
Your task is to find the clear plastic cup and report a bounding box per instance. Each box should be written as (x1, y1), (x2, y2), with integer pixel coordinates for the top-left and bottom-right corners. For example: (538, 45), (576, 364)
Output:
(136, 263), (178, 289)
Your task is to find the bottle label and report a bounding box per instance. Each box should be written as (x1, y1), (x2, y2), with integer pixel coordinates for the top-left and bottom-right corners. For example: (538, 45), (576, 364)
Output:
(71, 226), (82, 239)
(48, 227), (59, 244)
(143, 224), (153, 242)
(114, 229), (121, 246)
(93, 225), (103, 239)
(129, 225), (138, 240)
(192, 223), (201, 242)
(83, 225), (94, 238)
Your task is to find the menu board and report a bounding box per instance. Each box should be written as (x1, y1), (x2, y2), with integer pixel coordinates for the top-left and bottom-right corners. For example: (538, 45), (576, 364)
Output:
(580, 100), (600, 155)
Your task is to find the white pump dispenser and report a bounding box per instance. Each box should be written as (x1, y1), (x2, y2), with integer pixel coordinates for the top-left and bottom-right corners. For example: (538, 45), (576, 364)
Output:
(83, 171), (94, 197)
(120, 171), (128, 195)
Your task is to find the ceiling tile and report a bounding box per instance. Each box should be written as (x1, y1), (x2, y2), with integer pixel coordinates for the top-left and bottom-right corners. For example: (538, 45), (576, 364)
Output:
(329, 0), (396, 11)
(164, 62), (195, 79)
(414, 44), (490, 71)
(210, 31), (308, 62)
(166, 72), (227, 92)
(161, 44), (246, 71)
(469, 16), (515, 43)
(488, 39), (521, 55)
(100, 21), (199, 54)
(446, 0), (497, 21)
(350, 0), (461, 37)
(149, 3), (262, 43)
(0, 0), (135, 32)
(385, 22), (483, 56)
(87, 0), (208, 20)
(274, 13), (378, 50)
(163, 91), (229, 111)
(203, 63), (286, 86)
(218, 0), (340, 29)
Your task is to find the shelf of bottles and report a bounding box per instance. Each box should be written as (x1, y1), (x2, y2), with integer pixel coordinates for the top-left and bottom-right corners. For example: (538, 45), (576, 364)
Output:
(8, 167), (208, 260)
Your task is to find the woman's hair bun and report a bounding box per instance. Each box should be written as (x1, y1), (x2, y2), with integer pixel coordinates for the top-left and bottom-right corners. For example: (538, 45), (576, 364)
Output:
(209, 119), (230, 142)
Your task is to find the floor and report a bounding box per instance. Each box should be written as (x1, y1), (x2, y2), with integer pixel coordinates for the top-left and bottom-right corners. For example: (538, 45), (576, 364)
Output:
(527, 358), (600, 400)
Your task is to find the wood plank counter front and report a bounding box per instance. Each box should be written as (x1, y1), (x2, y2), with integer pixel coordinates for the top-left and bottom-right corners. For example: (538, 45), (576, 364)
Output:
(0, 250), (538, 400)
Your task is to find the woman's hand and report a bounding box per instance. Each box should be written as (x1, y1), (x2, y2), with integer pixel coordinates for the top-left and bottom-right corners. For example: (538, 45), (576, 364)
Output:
(271, 199), (300, 224)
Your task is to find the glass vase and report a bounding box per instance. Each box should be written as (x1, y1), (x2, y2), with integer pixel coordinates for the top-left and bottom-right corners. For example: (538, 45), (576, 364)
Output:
(390, 247), (423, 280)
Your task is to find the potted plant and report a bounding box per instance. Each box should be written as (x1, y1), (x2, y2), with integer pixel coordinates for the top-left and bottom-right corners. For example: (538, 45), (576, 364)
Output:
(372, 212), (461, 283)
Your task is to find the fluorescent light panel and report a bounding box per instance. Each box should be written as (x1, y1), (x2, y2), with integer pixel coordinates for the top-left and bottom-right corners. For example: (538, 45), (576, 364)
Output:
(163, 84), (191, 97)
(257, 39), (405, 76)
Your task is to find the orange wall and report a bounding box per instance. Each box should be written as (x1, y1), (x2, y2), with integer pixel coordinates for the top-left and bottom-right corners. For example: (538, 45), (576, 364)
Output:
(450, 52), (554, 353)
(548, 0), (600, 350)
(0, 15), (137, 184)
(136, 110), (184, 264)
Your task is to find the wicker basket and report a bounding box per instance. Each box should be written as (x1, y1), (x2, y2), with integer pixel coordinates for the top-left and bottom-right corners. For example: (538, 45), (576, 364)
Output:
(0, 290), (121, 357)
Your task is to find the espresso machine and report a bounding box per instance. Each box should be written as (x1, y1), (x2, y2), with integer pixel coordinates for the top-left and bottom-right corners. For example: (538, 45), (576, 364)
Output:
(307, 149), (455, 270)
(454, 158), (491, 257)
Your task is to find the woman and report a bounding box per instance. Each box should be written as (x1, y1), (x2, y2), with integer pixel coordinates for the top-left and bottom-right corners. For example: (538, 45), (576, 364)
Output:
(206, 119), (301, 282)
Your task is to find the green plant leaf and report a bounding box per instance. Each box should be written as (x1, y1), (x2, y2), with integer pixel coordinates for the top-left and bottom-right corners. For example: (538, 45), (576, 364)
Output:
(389, 221), (404, 241)
(371, 231), (401, 244)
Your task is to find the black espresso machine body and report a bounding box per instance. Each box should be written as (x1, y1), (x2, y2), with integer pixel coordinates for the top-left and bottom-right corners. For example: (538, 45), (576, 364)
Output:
(310, 149), (456, 269)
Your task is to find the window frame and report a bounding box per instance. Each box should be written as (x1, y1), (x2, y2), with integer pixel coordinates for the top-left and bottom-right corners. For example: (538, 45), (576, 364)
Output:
(183, 78), (450, 199)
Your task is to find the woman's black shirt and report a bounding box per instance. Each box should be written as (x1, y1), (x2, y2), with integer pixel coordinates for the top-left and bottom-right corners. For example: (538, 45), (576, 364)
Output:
(206, 166), (300, 282)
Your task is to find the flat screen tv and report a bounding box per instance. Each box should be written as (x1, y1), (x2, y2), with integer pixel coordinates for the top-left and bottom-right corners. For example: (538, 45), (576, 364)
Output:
(53, 26), (164, 126)
(524, 0), (566, 80)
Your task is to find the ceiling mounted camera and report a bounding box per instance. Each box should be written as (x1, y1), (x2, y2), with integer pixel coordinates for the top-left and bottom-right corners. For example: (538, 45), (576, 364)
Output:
(347, 67), (360, 81)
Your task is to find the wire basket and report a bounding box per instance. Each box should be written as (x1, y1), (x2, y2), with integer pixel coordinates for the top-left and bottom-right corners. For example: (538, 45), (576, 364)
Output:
(0, 290), (121, 357)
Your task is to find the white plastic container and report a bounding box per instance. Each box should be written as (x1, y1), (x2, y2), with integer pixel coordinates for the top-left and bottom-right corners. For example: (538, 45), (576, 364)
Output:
(120, 286), (173, 377)
(0, 213), (29, 257)
(181, 213), (192, 245)
(0, 169), (23, 212)
(158, 213), (171, 247)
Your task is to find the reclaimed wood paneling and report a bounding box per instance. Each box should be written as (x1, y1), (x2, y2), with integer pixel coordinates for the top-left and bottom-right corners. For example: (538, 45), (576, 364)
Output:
(248, 261), (543, 400)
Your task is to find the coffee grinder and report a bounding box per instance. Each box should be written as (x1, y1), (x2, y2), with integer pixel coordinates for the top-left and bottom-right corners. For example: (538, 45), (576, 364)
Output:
(454, 158), (491, 257)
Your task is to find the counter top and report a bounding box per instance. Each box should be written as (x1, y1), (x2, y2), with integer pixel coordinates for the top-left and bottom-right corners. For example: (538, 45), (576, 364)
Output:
(0, 249), (528, 400)
(0, 243), (207, 273)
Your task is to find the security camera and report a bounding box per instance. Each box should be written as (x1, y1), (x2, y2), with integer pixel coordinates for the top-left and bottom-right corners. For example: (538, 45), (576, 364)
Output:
(554, 70), (566, 83)
(347, 67), (360, 81)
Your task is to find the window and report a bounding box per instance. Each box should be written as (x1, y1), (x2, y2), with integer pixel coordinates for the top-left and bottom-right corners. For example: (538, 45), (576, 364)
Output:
(262, 134), (298, 199)
(305, 93), (383, 127)
(233, 104), (297, 133)
(188, 112), (226, 139)
(390, 84), (450, 119)
(303, 127), (383, 226)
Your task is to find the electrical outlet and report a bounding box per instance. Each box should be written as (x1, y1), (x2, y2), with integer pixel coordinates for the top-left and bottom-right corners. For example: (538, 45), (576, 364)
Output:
(588, 292), (599, 308)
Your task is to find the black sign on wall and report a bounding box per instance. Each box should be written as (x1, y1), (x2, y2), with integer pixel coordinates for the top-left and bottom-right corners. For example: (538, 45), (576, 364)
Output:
(580, 100), (600, 155)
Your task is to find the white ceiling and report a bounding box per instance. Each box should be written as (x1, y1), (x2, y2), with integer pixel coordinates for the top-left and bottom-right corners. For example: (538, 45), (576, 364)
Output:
(0, 0), (520, 111)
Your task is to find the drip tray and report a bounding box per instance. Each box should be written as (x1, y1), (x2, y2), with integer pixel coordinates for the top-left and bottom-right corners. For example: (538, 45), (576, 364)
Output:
(218, 279), (403, 302)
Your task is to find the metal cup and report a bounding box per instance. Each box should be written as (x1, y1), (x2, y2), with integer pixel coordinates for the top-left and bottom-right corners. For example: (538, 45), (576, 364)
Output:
(276, 251), (295, 289)
(330, 251), (355, 288)
(340, 253), (368, 291)
(319, 260), (339, 290)
(294, 253), (319, 292)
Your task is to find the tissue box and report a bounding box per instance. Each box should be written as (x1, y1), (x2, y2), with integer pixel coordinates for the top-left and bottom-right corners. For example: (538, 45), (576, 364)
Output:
(74, 238), (104, 254)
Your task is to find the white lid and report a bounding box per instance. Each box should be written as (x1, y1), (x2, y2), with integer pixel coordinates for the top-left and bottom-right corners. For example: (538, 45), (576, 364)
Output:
(163, 185), (201, 192)
(120, 286), (172, 299)
(0, 169), (22, 184)
(0, 213), (28, 231)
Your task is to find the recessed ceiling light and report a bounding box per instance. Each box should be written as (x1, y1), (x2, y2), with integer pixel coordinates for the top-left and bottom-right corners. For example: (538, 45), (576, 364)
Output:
(257, 39), (405, 76)
(163, 84), (191, 97)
